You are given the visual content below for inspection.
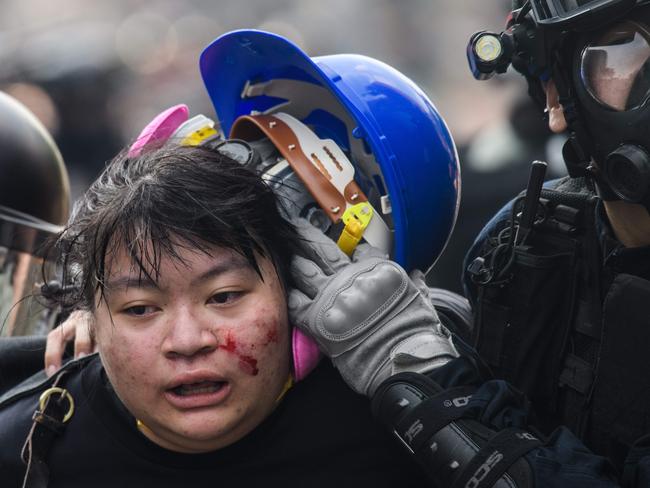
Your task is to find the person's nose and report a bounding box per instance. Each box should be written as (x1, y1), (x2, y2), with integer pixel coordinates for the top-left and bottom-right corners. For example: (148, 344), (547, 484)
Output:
(161, 304), (219, 359)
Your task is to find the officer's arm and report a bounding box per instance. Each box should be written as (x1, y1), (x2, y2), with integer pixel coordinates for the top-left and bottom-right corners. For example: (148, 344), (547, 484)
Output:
(289, 220), (623, 487)
(372, 355), (620, 487)
(0, 336), (47, 395)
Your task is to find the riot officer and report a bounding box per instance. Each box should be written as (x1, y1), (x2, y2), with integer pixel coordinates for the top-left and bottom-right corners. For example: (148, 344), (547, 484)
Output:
(461, 0), (650, 483)
(0, 91), (71, 393)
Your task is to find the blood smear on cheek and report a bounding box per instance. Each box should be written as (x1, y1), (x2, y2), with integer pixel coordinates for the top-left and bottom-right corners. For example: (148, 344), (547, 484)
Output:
(238, 355), (259, 376)
(219, 333), (259, 376)
(265, 327), (279, 345)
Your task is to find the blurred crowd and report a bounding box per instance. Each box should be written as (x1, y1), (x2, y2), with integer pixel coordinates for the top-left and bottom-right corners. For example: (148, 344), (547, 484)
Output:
(0, 0), (566, 292)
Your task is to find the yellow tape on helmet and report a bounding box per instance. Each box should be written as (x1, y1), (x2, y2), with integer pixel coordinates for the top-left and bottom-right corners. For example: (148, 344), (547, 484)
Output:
(181, 125), (219, 146)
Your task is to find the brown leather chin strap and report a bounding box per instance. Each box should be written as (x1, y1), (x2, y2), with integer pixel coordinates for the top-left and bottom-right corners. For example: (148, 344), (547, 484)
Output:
(230, 114), (368, 225)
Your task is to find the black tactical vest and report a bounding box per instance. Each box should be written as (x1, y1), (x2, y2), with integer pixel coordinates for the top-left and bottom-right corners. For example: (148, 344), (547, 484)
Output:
(469, 178), (650, 469)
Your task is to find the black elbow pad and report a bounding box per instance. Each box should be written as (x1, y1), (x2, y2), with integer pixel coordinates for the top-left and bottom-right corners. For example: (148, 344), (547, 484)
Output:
(372, 373), (539, 488)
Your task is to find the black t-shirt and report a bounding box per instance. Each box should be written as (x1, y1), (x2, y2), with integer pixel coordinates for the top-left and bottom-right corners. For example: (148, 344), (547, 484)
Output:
(0, 356), (427, 487)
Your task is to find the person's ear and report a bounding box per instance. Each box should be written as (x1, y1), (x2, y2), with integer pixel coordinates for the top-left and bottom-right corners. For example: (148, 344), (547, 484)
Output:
(544, 79), (568, 133)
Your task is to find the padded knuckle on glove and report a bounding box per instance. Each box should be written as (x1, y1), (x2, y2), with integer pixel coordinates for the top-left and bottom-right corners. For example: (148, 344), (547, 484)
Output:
(316, 260), (407, 343)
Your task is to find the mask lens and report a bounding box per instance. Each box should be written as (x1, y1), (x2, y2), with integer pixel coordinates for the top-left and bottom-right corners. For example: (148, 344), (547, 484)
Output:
(581, 21), (650, 111)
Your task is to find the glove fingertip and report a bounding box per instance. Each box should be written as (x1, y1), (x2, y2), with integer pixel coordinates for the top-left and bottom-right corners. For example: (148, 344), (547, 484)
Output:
(287, 288), (309, 310)
(352, 243), (389, 262)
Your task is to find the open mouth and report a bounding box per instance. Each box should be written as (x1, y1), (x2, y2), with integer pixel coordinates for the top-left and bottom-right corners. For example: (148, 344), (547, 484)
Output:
(170, 381), (227, 397)
(164, 373), (232, 409)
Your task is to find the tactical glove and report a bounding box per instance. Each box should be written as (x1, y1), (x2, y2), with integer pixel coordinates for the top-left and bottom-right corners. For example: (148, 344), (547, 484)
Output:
(288, 220), (458, 396)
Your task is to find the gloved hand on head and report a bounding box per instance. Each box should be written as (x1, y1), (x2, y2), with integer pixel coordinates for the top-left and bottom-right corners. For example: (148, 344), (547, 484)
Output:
(288, 219), (459, 397)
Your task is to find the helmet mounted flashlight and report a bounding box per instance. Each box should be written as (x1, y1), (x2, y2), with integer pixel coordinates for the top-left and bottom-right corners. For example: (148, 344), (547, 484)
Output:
(467, 0), (642, 81)
(467, 31), (514, 80)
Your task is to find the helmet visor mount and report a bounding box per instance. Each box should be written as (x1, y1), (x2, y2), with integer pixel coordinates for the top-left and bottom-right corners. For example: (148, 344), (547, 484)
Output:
(580, 20), (650, 111)
(530, 0), (638, 28)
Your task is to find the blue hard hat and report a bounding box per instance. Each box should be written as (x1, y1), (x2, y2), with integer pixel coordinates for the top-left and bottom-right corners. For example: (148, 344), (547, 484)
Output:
(200, 29), (460, 273)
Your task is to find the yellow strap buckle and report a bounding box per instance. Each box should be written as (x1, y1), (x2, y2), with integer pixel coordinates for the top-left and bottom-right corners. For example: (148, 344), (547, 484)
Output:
(39, 387), (75, 423)
(181, 125), (219, 146)
(337, 202), (374, 256)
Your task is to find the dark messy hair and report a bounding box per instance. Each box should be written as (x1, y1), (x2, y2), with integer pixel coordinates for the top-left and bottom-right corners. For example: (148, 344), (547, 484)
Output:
(53, 144), (299, 310)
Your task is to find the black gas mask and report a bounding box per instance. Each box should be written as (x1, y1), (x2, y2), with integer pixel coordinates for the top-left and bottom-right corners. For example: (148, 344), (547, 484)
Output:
(574, 15), (650, 204)
(467, 0), (650, 212)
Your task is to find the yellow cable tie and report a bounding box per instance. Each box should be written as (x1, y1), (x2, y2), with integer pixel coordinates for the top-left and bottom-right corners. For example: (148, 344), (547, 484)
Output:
(337, 203), (373, 256)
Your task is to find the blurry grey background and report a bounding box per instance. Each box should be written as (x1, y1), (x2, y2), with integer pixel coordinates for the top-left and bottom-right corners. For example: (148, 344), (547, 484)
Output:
(0, 0), (566, 292)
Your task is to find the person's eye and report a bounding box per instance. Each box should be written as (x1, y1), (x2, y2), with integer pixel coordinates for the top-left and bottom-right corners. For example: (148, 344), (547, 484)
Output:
(122, 304), (158, 317)
(208, 291), (243, 306)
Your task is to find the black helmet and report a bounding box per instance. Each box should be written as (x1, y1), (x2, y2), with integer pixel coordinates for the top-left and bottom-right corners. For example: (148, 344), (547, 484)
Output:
(468, 0), (650, 211)
(0, 91), (71, 336)
(0, 91), (69, 225)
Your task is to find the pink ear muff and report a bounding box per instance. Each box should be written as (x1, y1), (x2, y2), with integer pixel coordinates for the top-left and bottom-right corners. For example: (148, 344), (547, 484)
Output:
(292, 328), (322, 382)
(128, 104), (190, 157)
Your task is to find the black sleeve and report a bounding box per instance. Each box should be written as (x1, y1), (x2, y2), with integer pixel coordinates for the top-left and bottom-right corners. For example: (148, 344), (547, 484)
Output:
(0, 336), (47, 395)
(372, 356), (631, 487)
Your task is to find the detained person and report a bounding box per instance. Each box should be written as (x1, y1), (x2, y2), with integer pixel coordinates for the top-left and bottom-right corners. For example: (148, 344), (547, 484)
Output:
(0, 142), (433, 487)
